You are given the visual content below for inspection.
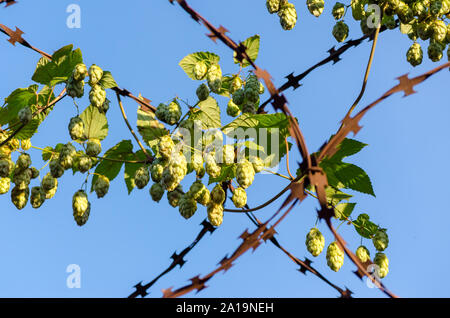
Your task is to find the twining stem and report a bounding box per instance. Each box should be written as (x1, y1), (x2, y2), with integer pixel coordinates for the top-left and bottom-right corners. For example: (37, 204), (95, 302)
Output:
(285, 136), (295, 180)
(262, 169), (292, 181)
(339, 23), (381, 129)
(115, 91), (153, 163)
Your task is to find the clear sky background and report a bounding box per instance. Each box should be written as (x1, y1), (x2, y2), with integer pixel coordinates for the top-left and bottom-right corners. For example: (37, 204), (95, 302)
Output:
(1, 0), (449, 298)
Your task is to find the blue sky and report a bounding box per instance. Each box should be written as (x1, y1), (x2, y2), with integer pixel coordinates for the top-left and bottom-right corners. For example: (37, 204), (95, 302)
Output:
(1, 0), (449, 298)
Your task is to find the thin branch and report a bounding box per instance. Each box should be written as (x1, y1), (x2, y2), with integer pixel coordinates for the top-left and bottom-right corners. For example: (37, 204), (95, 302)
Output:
(285, 136), (295, 180)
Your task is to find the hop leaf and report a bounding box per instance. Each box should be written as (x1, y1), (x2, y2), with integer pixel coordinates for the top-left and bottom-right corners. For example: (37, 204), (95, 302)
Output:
(18, 107), (32, 124)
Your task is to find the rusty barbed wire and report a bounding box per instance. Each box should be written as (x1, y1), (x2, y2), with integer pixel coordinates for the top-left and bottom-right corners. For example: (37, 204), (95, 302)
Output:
(0, 0), (16, 8)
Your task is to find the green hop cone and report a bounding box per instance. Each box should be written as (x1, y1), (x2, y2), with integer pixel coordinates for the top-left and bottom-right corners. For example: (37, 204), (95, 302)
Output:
(196, 186), (211, 206)
(446, 24), (450, 42)
(21, 139), (31, 151)
(12, 168), (32, 190)
(306, 228), (325, 257)
(306, 0), (324, 17)
(216, 145), (235, 164)
(30, 186), (46, 209)
(326, 241), (345, 272)
(150, 182), (165, 202)
(135, 166), (150, 189)
(72, 63), (88, 82)
(88, 64), (103, 86)
(278, 2), (298, 30)
(16, 153), (31, 172)
(407, 42), (423, 66)
(207, 202), (224, 226)
(267, 0), (282, 13)
(30, 167), (39, 180)
(66, 77), (85, 98)
(0, 177), (10, 194)
(164, 100), (182, 125)
(18, 107), (32, 124)
(0, 159), (13, 178)
(332, 21), (350, 42)
(258, 81), (265, 95)
(242, 102), (256, 114)
(432, 20), (447, 42)
(356, 245), (371, 263)
(161, 152), (187, 192)
(332, 2), (346, 20)
(158, 135), (175, 160)
(205, 154), (221, 178)
(236, 159), (255, 189)
(412, 0), (428, 19)
(150, 159), (166, 182)
(45, 181), (58, 199)
(382, 15), (397, 30)
(49, 159), (64, 178)
(11, 185), (29, 210)
(196, 83), (210, 101)
(76, 154), (92, 173)
(193, 61), (208, 80)
(351, 0), (366, 20)
(244, 87), (259, 104)
(230, 76), (243, 94)
(428, 41), (444, 62)
(89, 84), (107, 108)
(41, 172), (57, 192)
(94, 175), (110, 198)
(360, 17), (374, 35)
(68, 116), (85, 140)
(373, 252), (389, 278)
(430, 0), (443, 15)
(72, 190), (91, 226)
(156, 103), (168, 122)
(417, 22), (432, 40)
(167, 185), (184, 207)
(59, 143), (76, 170)
(250, 156), (264, 173)
(179, 193), (198, 219)
(187, 180), (206, 201)
(86, 139), (102, 157)
(227, 99), (241, 117)
(99, 98), (110, 114)
(231, 187), (247, 208)
(10, 138), (20, 151)
(396, 2), (414, 24)
(372, 229), (389, 251)
(232, 89), (245, 106)
(191, 153), (204, 177)
(207, 64), (223, 93)
(211, 183), (226, 205)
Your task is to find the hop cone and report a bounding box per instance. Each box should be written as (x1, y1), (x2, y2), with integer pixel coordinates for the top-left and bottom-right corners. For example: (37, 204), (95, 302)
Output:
(432, 20), (447, 42)
(179, 193), (198, 219)
(164, 100), (182, 125)
(150, 183), (165, 202)
(351, 0), (366, 20)
(205, 154), (221, 178)
(236, 159), (255, 189)
(30, 186), (46, 208)
(227, 99), (241, 117)
(66, 77), (84, 98)
(207, 64), (222, 93)
(407, 42), (423, 67)
(21, 139), (32, 151)
(72, 190), (91, 226)
(193, 61), (208, 80)
(356, 245), (371, 263)
(250, 156), (264, 173)
(211, 183), (226, 205)
(11, 186), (29, 210)
(207, 202), (224, 226)
(306, 0), (324, 17)
(89, 84), (106, 108)
(332, 2), (346, 20)
(68, 116), (85, 140)
(161, 152), (187, 192)
(372, 229), (389, 251)
(49, 159), (64, 178)
(158, 135), (175, 160)
(326, 242), (344, 271)
(59, 143), (76, 170)
(0, 159), (13, 178)
(230, 76), (243, 94)
(94, 175), (110, 198)
(306, 228), (325, 257)
(373, 252), (389, 278)
(167, 185), (184, 207)
(41, 172), (57, 192)
(232, 89), (245, 105)
(267, 0), (282, 13)
(196, 83), (210, 101)
(88, 64), (103, 86)
(232, 187), (247, 208)
(86, 139), (102, 157)
(151, 159), (166, 182)
(135, 166), (150, 189)
(16, 153), (31, 172)
(332, 21), (349, 42)
(73, 63), (88, 82)
(0, 177), (10, 194)
(278, 2), (298, 30)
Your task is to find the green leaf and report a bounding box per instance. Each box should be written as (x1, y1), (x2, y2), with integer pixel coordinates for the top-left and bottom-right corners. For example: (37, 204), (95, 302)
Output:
(41, 146), (54, 161)
(91, 140), (133, 192)
(136, 108), (168, 149)
(353, 213), (379, 239)
(124, 150), (147, 194)
(234, 35), (260, 67)
(0, 86), (37, 125)
(320, 159), (375, 196)
(179, 52), (220, 80)
(335, 202), (356, 220)
(98, 71), (118, 89)
(325, 186), (353, 206)
(208, 164), (236, 185)
(190, 96), (221, 129)
(331, 138), (367, 161)
(216, 75), (233, 97)
(222, 113), (289, 133)
(79, 105), (109, 141)
(32, 44), (83, 86)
